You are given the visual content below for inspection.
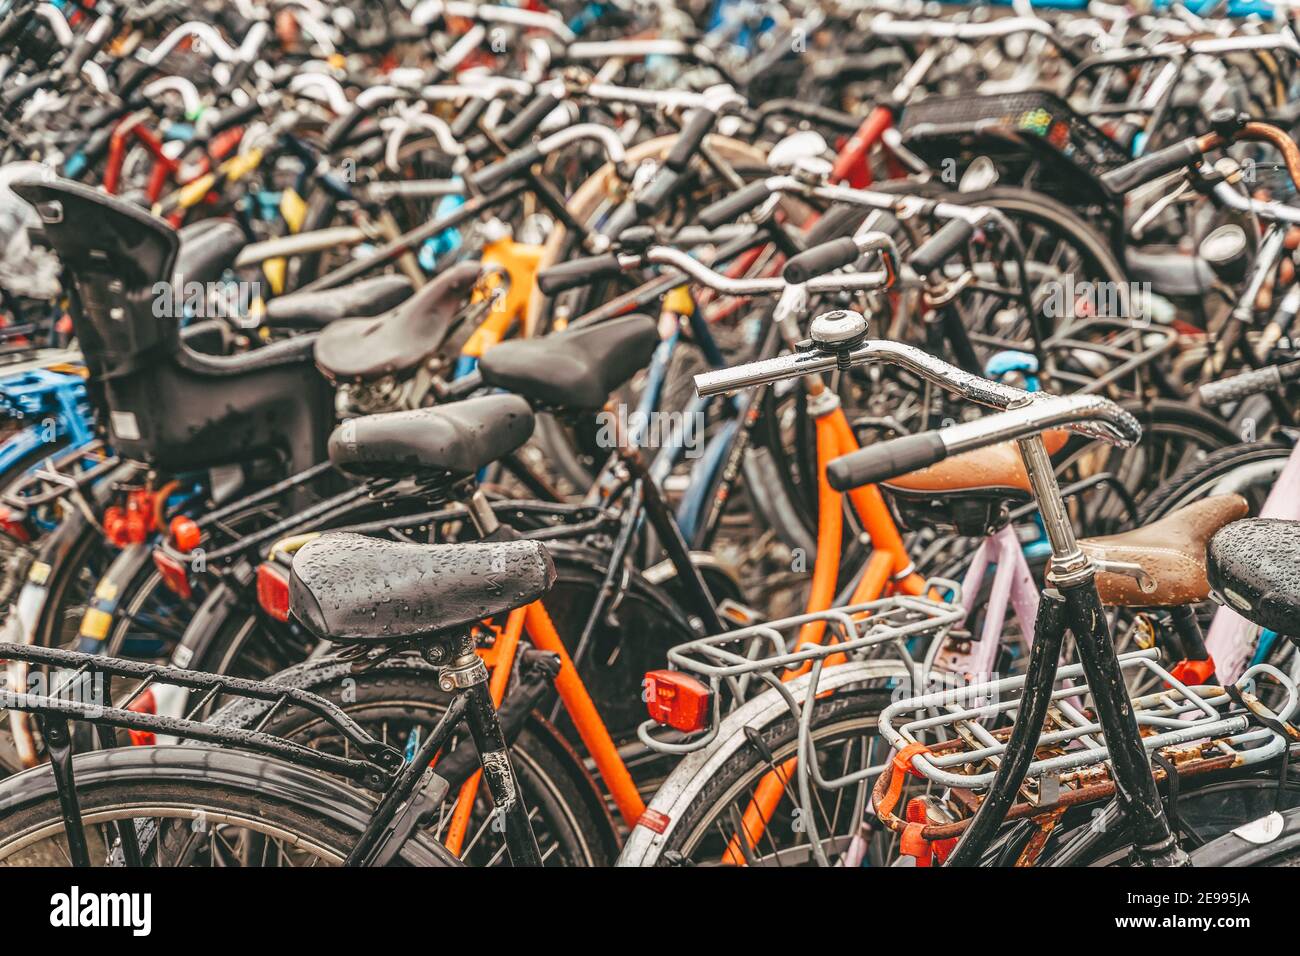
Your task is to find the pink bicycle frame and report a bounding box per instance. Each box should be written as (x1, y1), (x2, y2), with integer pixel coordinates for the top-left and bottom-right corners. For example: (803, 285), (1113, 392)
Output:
(936, 524), (1041, 680)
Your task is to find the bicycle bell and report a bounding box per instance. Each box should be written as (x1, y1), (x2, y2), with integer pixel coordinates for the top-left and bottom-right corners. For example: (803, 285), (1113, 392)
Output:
(809, 309), (869, 369)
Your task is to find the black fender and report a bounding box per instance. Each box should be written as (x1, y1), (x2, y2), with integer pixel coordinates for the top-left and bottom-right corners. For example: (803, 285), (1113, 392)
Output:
(32, 461), (143, 651)
(170, 579), (244, 670)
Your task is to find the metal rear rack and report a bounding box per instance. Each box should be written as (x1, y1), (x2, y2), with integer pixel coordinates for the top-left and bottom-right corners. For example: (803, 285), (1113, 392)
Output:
(0, 642), (404, 790)
(639, 583), (967, 754)
(880, 650), (1298, 791)
(870, 650), (1300, 848)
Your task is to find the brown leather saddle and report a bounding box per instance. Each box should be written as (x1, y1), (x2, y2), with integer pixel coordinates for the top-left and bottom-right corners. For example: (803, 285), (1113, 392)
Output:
(1058, 494), (1250, 607)
(879, 430), (1070, 536)
(878, 428), (1248, 607)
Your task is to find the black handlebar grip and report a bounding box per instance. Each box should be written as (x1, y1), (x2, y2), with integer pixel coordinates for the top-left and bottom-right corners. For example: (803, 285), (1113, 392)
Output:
(117, 61), (156, 100)
(59, 29), (103, 80)
(322, 105), (371, 153)
(697, 179), (774, 229)
(208, 98), (262, 135)
(909, 218), (976, 276)
(469, 143), (542, 193)
(219, 57), (254, 96)
(1198, 359), (1300, 405)
(598, 200), (638, 240)
(634, 167), (682, 217)
(1099, 137), (1203, 196)
(498, 91), (562, 149)
(665, 107), (718, 171)
(536, 254), (625, 296)
(783, 237), (861, 285)
(826, 433), (948, 492)
(452, 97), (489, 139)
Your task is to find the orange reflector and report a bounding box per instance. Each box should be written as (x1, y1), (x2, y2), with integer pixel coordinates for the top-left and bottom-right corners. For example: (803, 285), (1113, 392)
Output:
(152, 549), (191, 600)
(126, 687), (157, 747)
(643, 669), (711, 733)
(256, 562), (291, 623)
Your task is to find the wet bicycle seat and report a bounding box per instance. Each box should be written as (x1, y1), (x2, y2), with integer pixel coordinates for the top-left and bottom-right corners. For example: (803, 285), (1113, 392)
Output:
(478, 314), (659, 411)
(174, 219), (246, 285)
(880, 431), (1070, 536)
(289, 533), (556, 643)
(328, 394), (535, 479)
(313, 261), (480, 383)
(265, 275), (412, 329)
(1207, 518), (1300, 635)
(1055, 494), (1249, 607)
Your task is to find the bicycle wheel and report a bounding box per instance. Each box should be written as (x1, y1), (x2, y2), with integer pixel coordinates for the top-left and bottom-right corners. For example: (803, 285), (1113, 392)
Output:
(218, 662), (618, 867)
(0, 745), (453, 866)
(1190, 805), (1300, 866)
(1054, 399), (1240, 537)
(0, 436), (70, 606)
(1137, 440), (1294, 524)
(630, 687), (894, 866)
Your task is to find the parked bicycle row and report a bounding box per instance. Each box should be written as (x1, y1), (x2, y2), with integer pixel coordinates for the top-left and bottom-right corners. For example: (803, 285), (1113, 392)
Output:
(0, 0), (1299, 868)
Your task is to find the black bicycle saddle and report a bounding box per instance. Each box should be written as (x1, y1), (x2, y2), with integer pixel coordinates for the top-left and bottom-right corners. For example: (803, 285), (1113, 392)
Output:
(290, 533), (556, 643)
(1207, 518), (1300, 637)
(478, 314), (659, 410)
(328, 394), (535, 479)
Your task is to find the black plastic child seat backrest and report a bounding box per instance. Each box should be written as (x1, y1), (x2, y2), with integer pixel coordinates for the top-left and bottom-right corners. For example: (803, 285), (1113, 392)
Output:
(12, 176), (180, 382)
(12, 175), (333, 479)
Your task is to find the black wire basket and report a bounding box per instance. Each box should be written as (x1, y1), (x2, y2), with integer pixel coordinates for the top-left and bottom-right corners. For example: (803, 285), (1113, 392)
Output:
(899, 90), (1132, 201)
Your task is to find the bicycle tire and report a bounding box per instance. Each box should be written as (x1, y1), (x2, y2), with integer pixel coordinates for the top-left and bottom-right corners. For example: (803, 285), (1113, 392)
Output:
(211, 660), (619, 867)
(620, 659), (905, 866)
(644, 688), (892, 866)
(1189, 805), (1300, 866)
(1137, 440), (1294, 524)
(0, 745), (454, 866)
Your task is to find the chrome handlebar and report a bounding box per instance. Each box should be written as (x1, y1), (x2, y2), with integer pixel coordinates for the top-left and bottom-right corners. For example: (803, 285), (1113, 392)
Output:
(695, 311), (1141, 448)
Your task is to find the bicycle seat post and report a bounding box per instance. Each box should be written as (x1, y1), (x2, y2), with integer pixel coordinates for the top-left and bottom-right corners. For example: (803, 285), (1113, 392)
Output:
(1018, 427), (1188, 866)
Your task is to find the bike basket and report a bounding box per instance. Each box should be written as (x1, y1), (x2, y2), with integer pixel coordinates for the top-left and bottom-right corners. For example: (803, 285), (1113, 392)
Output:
(874, 650), (1299, 839)
(638, 584), (966, 755)
(898, 91), (1131, 200)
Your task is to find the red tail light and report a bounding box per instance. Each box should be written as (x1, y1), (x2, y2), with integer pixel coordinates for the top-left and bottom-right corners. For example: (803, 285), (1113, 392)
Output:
(0, 505), (29, 543)
(170, 516), (201, 553)
(103, 506), (128, 547)
(644, 670), (711, 733)
(256, 562), (291, 622)
(126, 688), (157, 746)
(152, 549), (191, 599)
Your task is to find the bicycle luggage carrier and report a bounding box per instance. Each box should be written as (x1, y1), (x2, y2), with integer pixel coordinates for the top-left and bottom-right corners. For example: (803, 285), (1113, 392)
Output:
(639, 585), (967, 754)
(0, 642), (404, 790)
(875, 649), (1300, 841)
(899, 91), (1130, 201)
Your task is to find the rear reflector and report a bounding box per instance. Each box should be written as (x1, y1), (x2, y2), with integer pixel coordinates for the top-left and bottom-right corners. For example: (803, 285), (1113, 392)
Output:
(0, 505), (29, 543)
(256, 561), (291, 622)
(643, 669), (711, 733)
(152, 549), (191, 600)
(126, 687), (157, 747)
(637, 808), (671, 834)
